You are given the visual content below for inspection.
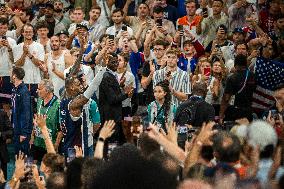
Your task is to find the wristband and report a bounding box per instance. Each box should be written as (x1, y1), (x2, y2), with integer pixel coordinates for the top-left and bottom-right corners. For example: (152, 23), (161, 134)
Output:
(98, 137), (105, 142)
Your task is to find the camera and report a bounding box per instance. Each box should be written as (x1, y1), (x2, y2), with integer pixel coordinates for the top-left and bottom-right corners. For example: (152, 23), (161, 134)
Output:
(122, 25), (127, 31)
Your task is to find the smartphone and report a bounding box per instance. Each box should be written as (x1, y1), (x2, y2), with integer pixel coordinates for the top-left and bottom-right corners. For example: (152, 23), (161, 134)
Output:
(108, 35), (115, 40)
(67, 147), (76, 163)
(2, 36), (6, 40)
(204, 67), (211, 76)
(177, 125), (188, 134)
(177, 25), (183, 31)
(202, 8), (208, 18)
(156, 19), (163, 26)
(122, 25), (127, 31)
(271, 110), (279, 120)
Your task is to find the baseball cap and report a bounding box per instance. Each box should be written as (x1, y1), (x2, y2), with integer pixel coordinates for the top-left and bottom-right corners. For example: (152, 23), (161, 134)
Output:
(76, 23), (89, 30)
(233, 27), (245, 34)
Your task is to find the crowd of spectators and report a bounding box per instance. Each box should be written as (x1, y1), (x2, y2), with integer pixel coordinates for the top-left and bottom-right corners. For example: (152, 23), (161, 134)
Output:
(0, 0), (283, 188)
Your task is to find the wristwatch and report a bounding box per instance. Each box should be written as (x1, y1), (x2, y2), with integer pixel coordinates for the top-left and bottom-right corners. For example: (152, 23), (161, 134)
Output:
(98, 137), (105, 142)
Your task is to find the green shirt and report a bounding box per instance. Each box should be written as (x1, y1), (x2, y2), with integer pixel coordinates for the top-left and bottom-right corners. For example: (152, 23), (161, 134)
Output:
(34, 96), (60, 149)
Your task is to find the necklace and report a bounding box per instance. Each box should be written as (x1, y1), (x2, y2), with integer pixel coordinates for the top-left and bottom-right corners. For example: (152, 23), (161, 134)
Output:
(38, 96), (56, 116)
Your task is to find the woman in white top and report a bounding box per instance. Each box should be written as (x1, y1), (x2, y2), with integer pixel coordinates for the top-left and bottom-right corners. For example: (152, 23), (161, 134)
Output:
(205, 58), (227, 115)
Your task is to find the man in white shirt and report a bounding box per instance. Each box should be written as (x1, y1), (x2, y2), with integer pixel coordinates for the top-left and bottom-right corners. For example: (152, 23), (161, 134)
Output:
(106, 8), (133, 38)
(68, 7), (88, 35)
(13, 24), (45, 106)
(0, 18), (16, 106)
(88, 6), (106, 43)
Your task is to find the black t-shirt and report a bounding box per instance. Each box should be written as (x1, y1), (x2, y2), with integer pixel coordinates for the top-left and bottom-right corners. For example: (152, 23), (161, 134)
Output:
(142, 61), (154, 105)
(224, 70), (256, 107)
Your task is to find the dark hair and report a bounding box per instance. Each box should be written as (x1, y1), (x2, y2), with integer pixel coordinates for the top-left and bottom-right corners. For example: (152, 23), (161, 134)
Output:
(149, 151), (179, 175)
(46, 172), (65, 189)
(153, 39), (169, 48)
(42, 153), (65, 173)
(65, 157), (85, 189)
(183, 39), (194, 46)
(275, 83), (284, 91)
(81, 158), (105, 189)
(0, 17), (8, 25)
(91, 151), (177, 189)
(201, 145), (214, 162)
(213, 131), (241, 163)
(153, 6), (164, 14)
(12, 67), (25, 80)
(192, 81), (208, 97)
(139, 133), (160, 156)
(155, 81), (171, 125)
(118, 52), (130, 63)
(185, 0), (197, 6)
(90, 5), (101, 12)
(234, 54), (247, 67)
(112, 8), (124, 16)
(235, 42), (248, 51)
(35, 20), (49, 30)
(99, 34), (109, 43)
(213, 0), (224, 5)
(19, 182), (37, 189)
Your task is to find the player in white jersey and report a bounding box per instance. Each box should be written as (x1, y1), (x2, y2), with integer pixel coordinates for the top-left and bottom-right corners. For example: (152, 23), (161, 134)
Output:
(45, 35), (73, 97)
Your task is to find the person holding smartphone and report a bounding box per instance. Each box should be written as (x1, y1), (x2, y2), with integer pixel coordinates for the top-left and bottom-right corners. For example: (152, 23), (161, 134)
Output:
(196, 0), (228, 48)
(205, 58), (227, 115)
(0, 18), (16, 109)
(106, 9), (133, 38)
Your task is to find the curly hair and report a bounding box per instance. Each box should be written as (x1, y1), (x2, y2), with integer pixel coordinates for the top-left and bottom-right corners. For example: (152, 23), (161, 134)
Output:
(155, 80), (172, 124)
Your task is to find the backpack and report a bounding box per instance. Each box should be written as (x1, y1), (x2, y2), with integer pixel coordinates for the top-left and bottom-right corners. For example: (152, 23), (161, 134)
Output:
(174, 98), (202, 126)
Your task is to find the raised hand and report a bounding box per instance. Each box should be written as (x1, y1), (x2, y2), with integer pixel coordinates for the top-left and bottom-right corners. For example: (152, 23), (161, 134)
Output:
(34, 114), (47, 129)
(195, 122), (218, 146)
(99, 120), (116, 140)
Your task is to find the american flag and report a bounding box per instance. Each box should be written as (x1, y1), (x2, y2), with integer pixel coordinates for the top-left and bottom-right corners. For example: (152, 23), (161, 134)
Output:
(252, 57), (284, 113)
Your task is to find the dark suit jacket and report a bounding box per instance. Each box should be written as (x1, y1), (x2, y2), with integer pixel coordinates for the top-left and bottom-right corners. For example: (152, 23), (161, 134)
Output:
(99, 70), (128, 124)
(0, 110), (13, 163)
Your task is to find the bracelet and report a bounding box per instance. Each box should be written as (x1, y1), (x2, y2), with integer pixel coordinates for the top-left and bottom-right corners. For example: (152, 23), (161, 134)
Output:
(98, 137), (105, 142)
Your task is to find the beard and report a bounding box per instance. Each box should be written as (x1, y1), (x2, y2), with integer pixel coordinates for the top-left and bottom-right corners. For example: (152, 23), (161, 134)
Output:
(51, 46), (60, 51)
(54, 8), (63, 13)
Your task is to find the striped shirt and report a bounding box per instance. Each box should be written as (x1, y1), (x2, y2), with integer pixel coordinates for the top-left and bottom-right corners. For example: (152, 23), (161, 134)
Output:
(153, 67), (191, 106)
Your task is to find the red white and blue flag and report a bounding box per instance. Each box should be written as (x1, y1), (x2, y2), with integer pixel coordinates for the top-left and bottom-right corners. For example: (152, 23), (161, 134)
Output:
(252, 57), (284, 113)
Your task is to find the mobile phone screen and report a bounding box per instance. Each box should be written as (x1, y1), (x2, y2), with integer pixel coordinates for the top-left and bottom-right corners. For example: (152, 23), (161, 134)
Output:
(67, 147), (76, 163)
(204, 67), (211, 76)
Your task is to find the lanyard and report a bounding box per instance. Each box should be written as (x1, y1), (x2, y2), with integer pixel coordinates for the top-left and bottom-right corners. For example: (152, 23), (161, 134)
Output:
(38, 96), (56, 116)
